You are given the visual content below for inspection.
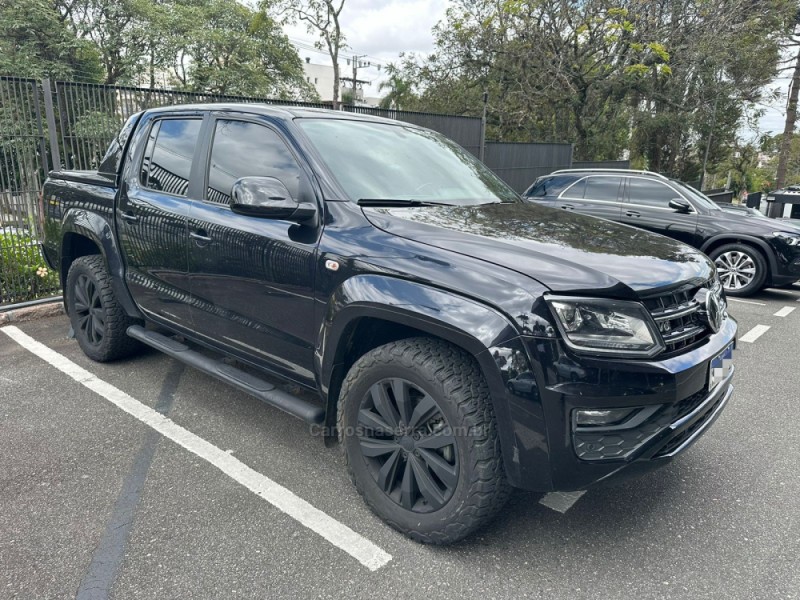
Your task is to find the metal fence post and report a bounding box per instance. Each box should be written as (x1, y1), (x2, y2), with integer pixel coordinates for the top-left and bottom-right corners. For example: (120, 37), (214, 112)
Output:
(30, 81), (50, 176)
(479, 91), (488, 163)
(41, 79), (62, 172)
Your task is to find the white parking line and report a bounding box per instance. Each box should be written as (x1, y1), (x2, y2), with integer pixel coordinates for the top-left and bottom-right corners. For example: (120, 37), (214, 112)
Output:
(539, 491), (586, 513)
(739, 324), (771, 343)
(0, 326), (392, 571)
(774, 306), (796, 317)
(727, 298), (766, 306)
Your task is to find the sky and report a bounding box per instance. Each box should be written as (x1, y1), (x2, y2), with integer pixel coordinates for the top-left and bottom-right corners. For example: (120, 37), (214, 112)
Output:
(282, 0), (448, 98)
(281, 0), (788, 137)
(753, 76), (790, 139)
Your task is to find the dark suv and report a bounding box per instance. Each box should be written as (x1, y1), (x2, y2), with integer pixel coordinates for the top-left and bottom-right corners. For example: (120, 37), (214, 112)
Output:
(524, 169), (800, 296)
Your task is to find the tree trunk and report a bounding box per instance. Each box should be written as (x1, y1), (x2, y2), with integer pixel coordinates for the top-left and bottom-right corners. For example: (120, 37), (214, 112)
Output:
(771, 42), (800, 217)
(332, 53), (340, 110)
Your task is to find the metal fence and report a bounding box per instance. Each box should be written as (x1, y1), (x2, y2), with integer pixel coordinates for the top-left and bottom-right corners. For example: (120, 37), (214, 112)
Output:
(0, 77), (61, 304)
(52, 81), (335, 171)
(484, 142), (574, 193)
(50, 81), (485, 171)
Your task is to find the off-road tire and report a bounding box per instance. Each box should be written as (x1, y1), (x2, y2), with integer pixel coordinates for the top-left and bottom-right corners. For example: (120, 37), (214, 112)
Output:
(65, 255), (141, 362)
(338, 337), (511, 544)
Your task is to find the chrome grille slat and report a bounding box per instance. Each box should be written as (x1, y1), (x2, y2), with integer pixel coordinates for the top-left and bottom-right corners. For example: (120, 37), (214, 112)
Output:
(651, 302), (700, 322)
(662, 324), (706, 344)
(643, 282), (714, 354)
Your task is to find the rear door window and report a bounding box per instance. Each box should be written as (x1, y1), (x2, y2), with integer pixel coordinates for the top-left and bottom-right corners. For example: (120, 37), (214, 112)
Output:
(140, 118), (202, 197)
(583, 176), (623, 202)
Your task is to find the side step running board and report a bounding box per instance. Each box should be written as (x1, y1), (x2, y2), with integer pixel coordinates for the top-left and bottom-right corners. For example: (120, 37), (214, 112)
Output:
(127, 325), (324, 424)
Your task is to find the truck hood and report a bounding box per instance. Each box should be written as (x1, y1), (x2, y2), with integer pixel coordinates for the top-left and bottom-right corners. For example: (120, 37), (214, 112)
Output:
(363, 202), (713, 296)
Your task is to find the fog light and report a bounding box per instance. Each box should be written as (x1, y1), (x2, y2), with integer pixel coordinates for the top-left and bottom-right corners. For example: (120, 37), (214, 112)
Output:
(575, 408), (634, 426)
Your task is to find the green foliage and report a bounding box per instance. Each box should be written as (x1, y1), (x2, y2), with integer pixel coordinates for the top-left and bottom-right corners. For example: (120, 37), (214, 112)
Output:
(395, 0), (795, 177)
(0, 0), (103, 81)
(378, 65), (416, 110)
(755, 133), (800, 190)
(171, 0), (314, 98)
(0, 0), (319, 100)
(341, 90), (356, 105)
(0, 231), (60, 304)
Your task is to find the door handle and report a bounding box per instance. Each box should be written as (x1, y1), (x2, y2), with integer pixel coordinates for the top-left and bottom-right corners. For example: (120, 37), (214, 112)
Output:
(561, 203), (575, 210)
(120, 211), (139, 223)
(625, 210), (641, 217)
(190, 230), (212, 243)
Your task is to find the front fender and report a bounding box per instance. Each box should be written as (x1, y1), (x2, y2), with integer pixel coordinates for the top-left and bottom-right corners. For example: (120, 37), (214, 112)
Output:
(700, 234), (778, 275)
(317, 274), (548, 488)
(61, 207), (142, 319)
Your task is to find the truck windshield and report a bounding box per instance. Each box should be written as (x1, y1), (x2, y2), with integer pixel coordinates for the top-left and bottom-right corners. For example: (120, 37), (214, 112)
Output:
(297, 118), (520, 206)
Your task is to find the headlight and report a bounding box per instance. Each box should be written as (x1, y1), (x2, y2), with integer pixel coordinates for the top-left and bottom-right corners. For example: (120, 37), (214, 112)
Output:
(546, 296), (664, 358)
(773, 231), (800, 246)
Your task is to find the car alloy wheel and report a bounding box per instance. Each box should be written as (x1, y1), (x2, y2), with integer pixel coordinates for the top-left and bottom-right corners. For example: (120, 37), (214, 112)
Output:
(357, 377), (459, 513)
(715, 250), (756, 291)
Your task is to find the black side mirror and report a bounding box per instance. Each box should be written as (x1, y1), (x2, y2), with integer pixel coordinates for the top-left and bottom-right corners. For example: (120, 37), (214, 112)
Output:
(669, 198), (692, 213)
(230, 176), (316, 223)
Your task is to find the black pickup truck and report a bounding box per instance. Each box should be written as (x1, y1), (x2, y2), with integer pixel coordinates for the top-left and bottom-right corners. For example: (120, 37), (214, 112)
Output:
(42, 104), (737, 543)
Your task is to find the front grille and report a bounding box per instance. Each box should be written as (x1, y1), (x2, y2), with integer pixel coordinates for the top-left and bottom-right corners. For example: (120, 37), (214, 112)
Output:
(641, 284), (714, 354)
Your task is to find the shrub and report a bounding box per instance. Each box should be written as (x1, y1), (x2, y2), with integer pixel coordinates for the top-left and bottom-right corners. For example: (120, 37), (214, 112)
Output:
(0, 230), (61, 304)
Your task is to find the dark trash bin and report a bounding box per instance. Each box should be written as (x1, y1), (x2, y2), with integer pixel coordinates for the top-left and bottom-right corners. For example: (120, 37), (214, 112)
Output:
(746, 192), (761, 209)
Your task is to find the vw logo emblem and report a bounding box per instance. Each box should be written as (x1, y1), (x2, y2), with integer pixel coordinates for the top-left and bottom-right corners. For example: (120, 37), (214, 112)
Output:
(704, 290), (723, 333)
(694, 288), (723, 333)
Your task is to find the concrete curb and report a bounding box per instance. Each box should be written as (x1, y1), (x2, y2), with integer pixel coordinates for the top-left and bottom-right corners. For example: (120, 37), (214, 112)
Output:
(0, 301), (65, 325)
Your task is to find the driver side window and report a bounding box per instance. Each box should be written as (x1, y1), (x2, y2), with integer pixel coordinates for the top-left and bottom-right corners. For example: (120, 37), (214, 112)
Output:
(627, 178), (681, 209)
(206, 120), (303, 205)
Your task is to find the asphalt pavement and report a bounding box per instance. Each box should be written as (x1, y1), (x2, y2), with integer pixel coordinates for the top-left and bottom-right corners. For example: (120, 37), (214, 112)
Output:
(2, 285), (799, 599)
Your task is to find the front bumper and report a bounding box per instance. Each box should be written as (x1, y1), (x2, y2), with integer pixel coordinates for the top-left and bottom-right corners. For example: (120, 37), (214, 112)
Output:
(502, 316), (737, 491)
(768, 236), (800, 284)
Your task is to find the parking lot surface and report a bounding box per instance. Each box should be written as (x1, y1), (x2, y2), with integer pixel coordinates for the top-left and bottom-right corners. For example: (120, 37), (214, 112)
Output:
(2, 286), (800, 599)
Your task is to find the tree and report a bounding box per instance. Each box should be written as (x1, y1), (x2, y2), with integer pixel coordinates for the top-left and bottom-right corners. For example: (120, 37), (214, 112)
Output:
(769, 8), (800, 214)
(626, 0), (791, 179)
(378, 65), (416, 110)
(395, 0), (792, 178)
(0, 0), (103, 81)
(393, 1), (667, 158)
(171, 0), (316, 98)
(279, 0), (346, 108)
(55, 0), (156, 84)
(48, 0), (315, 98)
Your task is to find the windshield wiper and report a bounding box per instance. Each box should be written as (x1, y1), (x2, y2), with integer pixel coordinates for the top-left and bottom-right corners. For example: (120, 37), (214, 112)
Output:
(357, 198), (452, 207)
